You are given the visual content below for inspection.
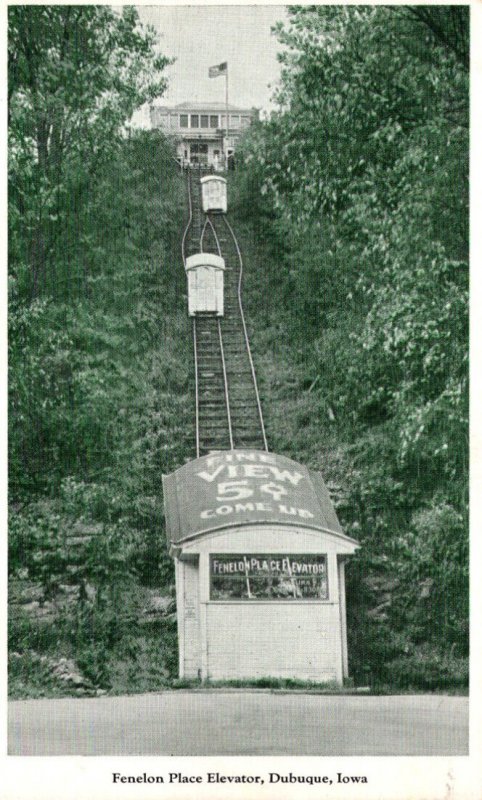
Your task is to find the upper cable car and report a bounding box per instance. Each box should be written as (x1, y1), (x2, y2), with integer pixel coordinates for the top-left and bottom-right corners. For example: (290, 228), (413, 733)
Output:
(201, 175), (227, 214)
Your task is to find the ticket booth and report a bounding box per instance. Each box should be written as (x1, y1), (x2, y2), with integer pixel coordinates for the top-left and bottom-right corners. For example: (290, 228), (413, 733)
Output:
(185, 253), (225, 316)
(163, 450), (359, 684)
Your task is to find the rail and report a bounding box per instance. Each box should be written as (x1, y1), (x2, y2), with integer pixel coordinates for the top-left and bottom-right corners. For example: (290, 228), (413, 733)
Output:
(181, 170), (193, 267)
(223, 215), (269, 452)
(218, 318), (234, 450)
(193, 317), (201, 458)
(199, 217), (221, 256)
(183, 169), (268, 455)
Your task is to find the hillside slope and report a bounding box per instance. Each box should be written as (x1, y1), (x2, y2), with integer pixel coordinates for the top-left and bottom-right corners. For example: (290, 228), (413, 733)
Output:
(9, 133), (193, 697)
(228, 157), (467, 692)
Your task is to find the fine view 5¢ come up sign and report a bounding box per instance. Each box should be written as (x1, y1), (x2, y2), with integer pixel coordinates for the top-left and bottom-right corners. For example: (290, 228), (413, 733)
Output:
(163, 450), (344, 545)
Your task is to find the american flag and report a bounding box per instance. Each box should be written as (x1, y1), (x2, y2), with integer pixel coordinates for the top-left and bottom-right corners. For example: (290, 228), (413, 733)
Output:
(209, 62), (227, 78)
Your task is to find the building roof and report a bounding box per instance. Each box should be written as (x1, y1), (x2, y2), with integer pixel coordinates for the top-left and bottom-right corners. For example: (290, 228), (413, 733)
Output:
(152, 102), (254, 114)
(162, 449), (359, 548)
(174, 102), (247, 112)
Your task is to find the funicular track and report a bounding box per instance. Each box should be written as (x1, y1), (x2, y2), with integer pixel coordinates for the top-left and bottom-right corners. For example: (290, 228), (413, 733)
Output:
(182, 168), (268, 457)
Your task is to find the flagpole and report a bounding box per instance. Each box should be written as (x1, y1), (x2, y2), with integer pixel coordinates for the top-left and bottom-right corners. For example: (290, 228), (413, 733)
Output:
(225, 67), (229, 169)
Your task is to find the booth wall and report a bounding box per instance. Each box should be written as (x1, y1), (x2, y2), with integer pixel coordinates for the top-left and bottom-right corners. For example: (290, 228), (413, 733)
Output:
(175, 525), (356, 682)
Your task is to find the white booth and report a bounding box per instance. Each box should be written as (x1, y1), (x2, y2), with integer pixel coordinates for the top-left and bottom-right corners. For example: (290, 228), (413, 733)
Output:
(163, 449), (359, 684)
(201, 175), (228, 213)
(185, 253), (225, 316)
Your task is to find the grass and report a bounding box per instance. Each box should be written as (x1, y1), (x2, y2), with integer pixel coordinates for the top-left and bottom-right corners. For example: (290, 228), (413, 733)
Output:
(172, 676), (348, 690)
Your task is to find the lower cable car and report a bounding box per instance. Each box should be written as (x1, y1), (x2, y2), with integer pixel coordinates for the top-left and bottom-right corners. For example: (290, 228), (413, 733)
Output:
(185, 253), (225, 316)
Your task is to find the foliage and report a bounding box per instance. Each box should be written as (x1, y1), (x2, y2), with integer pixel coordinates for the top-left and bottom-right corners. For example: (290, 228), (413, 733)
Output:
(8, 5), (171, 298)
(8, 7), (189, 697)
(234, 5), (469, 688)
(8, 130), (188, 694)
(9, 130), (189, 538)
(9, 611), (178, 697)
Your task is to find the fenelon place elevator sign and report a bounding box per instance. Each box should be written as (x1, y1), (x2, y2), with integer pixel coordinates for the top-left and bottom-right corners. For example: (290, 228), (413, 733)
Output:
(162, 450), (344, 544)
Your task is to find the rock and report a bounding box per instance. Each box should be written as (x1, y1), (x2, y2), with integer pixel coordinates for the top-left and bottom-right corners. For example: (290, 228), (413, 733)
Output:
(68, 522), (103, 538)
(35, 602), (56, 621)
(365, 575), (399, 593)
(22, 601), (40, 613)
(420, 578), (434, 598)
(366, 606), (388, 621)
(58, 584), (79, 595)
(84, 583), (97, 601)
(143, 592), (175, 615)
(10, 582), (44, 604)
(50, 657), (92, 688)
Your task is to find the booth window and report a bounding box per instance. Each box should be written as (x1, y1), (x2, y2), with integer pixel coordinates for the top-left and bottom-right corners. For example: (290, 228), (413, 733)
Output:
(210, 554), (328, 601)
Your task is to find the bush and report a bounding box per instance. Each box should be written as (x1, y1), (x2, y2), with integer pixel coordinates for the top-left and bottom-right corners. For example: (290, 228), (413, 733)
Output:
(382, 647), (468, 691)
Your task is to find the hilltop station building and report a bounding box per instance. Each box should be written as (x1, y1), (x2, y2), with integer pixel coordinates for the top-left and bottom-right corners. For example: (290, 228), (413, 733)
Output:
(150, 102), (258, 169)
(163, 450), (359, 684)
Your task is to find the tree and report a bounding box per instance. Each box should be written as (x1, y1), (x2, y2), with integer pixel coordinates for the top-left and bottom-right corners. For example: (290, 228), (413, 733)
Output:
(236, 5), (469, 684)
(8, 6), (171, 297)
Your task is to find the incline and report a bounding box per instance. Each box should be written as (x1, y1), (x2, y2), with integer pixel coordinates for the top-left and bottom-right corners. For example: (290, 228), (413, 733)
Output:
(182, 167), (268, 457)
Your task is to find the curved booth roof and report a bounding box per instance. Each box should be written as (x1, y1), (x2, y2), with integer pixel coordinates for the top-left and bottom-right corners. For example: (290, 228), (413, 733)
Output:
(162, 449), (359, 549)
(185, 253), (225, 271)
(201, 175), (227, 185)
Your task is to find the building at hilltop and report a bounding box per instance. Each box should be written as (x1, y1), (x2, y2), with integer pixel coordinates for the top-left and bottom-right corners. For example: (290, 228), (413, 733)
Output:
(150, 102), (258, 168)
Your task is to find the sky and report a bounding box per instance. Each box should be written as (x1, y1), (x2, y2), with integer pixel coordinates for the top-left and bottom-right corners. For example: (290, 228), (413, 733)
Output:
(134, 5), (288, 123)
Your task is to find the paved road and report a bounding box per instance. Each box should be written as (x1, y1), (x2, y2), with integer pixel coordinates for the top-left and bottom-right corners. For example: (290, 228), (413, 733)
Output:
(8, 691), (468, 756)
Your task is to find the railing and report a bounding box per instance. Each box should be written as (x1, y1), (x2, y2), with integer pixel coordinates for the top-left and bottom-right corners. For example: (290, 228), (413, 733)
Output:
(177, 156), (227, 172)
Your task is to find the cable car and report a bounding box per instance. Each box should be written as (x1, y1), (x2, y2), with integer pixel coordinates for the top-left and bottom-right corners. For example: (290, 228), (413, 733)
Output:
(201, 175), (227, 214)
(185, 253), (225, 316)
